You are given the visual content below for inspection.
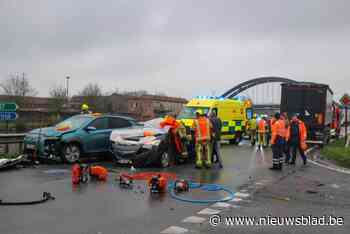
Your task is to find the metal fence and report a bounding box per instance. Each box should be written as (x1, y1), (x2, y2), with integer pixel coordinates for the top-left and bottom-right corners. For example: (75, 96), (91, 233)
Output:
(0, 133), (26, 155)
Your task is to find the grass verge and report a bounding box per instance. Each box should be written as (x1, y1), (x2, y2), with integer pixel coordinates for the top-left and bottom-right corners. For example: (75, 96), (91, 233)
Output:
(0, 153), (20, 159)
(321, 138), (350, 168)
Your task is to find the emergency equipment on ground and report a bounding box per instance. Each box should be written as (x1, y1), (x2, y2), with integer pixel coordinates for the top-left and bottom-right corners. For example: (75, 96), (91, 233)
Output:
(148, 174), (168, 193)
(173, 180), (190, 193)
(167, 181), (235, 204)
(72, 163), (89, 184)
(119, 173), (134, 188)
(89, 165), (108, 181)
(0, 192), (55, 206)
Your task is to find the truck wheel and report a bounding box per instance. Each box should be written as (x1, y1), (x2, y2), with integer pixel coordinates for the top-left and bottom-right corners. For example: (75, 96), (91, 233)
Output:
(62, 143), (81, 163)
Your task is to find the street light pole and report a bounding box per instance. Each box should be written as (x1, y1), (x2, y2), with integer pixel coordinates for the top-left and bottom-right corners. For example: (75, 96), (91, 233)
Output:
(66, 76), (70, 98)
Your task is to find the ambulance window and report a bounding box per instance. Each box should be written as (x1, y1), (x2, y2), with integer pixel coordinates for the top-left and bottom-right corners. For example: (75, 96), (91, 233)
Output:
(246, 108), (253, 120)
(212, 108), (218, 116)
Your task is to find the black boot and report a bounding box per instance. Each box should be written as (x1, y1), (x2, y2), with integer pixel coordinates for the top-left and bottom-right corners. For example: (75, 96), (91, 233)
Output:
(269, 165), (279, 170)
(279, 163), (283, 170)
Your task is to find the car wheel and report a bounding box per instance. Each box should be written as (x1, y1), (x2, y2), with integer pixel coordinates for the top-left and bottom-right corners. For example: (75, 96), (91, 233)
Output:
(62, 143), (81, 163)
(159, 151), (170, 168)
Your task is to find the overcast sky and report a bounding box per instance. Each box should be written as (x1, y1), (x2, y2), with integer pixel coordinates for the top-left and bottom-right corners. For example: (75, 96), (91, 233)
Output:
(1, 0), (349, 100)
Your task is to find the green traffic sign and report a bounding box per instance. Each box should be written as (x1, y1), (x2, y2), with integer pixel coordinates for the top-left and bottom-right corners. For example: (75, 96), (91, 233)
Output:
(0, 103), (18, 112)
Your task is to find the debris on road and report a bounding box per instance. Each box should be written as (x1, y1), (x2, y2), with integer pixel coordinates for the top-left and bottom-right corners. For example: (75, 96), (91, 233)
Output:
(0, 155), (24, 170)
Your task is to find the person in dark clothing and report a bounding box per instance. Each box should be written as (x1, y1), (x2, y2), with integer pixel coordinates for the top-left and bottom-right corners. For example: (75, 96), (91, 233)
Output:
(286, 114), (307, 165)
(210, 110), (223, 168)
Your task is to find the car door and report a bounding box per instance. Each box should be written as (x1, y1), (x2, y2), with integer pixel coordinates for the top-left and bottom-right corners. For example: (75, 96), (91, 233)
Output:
(84, 117), (110, 153)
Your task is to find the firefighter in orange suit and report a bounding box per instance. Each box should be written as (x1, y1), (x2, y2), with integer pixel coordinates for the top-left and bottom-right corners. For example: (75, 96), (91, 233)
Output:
(270, 112), (286, 170)
(192, 109), (213, 169)
(160, 115), (188, 163)
(257, 116), (267, 150)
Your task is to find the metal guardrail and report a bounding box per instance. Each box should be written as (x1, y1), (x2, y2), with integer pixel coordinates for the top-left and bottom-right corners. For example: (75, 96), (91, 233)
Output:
(0, 133), (26, 154)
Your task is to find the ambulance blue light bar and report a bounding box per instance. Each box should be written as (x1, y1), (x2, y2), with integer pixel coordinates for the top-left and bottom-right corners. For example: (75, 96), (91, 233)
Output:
(195, 95), (227, 100)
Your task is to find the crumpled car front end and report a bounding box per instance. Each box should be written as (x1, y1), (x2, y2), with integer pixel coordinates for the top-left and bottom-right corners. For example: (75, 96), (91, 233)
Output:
(110, 127), (169, 167)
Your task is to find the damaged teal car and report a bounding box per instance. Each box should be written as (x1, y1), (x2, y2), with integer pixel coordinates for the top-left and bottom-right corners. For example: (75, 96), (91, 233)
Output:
(23, 114), (138, 163)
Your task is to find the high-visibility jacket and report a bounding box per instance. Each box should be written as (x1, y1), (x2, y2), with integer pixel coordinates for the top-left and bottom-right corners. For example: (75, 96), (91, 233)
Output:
(270, 119), (287, 144)
(286, 120), (307, 143)
(258, 119), (266, 133)
(248, 118), (257, 130)
(192, 117), (212, 143)
(160, 116), (185, 153)
(160, 116), (180, 129)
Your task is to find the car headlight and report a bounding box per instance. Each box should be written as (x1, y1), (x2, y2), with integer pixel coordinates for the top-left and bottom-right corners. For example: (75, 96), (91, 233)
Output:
(142, 140), (161, 149)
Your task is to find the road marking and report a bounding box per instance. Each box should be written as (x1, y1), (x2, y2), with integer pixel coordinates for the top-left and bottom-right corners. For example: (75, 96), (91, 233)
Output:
(307, 159), (350, 175)
(330, 184), (340, 189)
(197, 208), (221, 215)
(305, 147), (350, 175)
(234, 192), (250, 198)
(182, 216), (206, 224)
(160, 226), (188, 234)
(211, 202), (232, 209)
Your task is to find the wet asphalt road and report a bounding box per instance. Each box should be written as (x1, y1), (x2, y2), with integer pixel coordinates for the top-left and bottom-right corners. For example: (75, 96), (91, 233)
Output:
(0, 141), (277, 234)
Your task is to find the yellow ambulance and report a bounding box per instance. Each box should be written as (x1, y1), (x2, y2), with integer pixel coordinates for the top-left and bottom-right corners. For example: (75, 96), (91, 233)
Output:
(177, 96), (253, 144)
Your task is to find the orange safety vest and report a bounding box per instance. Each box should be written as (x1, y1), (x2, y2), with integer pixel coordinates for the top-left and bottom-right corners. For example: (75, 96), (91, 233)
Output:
(286, 120), (307, 142)
(160, 116), (180, 129)
(270, 119), (287, 144)
(160, 116), (183, 153)
(258, 119), (266, 133)
(193, 117), (211, 143)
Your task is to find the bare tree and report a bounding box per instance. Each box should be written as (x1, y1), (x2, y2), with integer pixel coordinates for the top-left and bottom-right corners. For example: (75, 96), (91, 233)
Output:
(78, 83), (104, 111)
(49, 85), (67, 114)
(0, 73), (38, 97)
(122, 89), (148, 96)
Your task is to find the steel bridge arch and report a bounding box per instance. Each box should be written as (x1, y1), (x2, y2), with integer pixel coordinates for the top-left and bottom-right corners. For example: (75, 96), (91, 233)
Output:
(221, 76), (296, 98)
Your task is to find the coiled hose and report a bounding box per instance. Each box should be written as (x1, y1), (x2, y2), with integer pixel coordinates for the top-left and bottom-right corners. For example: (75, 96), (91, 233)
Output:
(0, 192), (55, 206)
(168, 181), (235, 204)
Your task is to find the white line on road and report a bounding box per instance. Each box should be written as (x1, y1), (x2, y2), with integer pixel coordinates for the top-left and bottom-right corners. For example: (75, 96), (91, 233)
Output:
(197, 208), (221, 215)
(211, 202), (232, 209)
(305, 147), (350, 175)
(234, 192), (250, 198)
(160, 226), (189, 234)
(182, 216), (206, 224)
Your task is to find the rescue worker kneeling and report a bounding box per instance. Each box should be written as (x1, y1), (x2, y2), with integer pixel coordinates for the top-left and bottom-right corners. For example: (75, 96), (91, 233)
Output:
(160, 115), (189, 164)
(192, 110), (213, 169)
